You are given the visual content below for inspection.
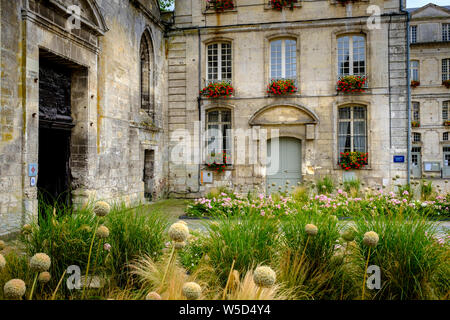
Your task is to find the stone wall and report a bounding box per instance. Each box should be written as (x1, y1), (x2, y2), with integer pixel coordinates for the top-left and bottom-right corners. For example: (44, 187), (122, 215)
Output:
(0, 0), (168, 237)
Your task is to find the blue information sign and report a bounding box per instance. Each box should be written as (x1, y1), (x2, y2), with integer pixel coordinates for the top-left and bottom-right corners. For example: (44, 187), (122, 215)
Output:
(393, 156), (405, 163)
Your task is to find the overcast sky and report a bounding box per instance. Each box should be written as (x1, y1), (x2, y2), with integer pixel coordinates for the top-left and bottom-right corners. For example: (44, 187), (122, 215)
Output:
(167, 1), (449, 10)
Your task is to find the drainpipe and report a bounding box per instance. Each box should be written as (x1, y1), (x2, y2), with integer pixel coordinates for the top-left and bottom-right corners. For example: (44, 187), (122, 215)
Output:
(196, 28), (202, 194)
(399, 0), (411, 185)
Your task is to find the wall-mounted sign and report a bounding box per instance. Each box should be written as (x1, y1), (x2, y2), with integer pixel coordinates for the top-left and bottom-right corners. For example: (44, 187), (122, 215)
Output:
(30, 177), (36, 187)
(393, 156), (405, 163)
(28, 163), (38, 177)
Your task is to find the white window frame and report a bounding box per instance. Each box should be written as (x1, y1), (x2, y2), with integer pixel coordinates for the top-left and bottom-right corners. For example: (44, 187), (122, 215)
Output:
(337, 35), (366, 77)
(413, 132), (421, 143)
(206, 42), (232, 84)
(443, 59), (450, 81)
(338, 106), (368, 156)
(443, 101), (450, 121)
(412, 102), (420, 122)
(443, 132), (449, 141)
(269, 39), (297, 81)
(205, 109), (232, 163)
(411, 60), (419, 82)
(443, 24), (450, 42)
(411, 25), (417, 43)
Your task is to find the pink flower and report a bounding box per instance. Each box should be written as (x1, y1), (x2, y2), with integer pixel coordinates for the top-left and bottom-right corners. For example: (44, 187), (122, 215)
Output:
(104, 243), (111, 251)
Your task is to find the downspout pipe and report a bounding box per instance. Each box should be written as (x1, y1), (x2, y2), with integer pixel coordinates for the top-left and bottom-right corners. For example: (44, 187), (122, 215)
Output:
(197, 28), (202, 193)
(399, 0), (411, 185)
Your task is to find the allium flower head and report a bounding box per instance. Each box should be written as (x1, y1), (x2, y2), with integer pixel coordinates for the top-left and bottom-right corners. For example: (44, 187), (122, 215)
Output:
(253, 266), (276, 288)
(0, 240), (5, 251)
(93, 201), (110, 217)
(168, 222), (189, 242)
(96, 225), (110, 239)
(182, 282), (202, 300)
(305, 224), (318, 236)
(104, 243), (112, 251)
(0, 254), (5, 271)
(22, 224), (32, 234)
(342, 226), (357, 242)
(363, 231), (379, 247)
(4, 279), (26, 300)
(146, 291), (162, 300)
(30, 253), (51, 272)
(38, 272), (51, 284)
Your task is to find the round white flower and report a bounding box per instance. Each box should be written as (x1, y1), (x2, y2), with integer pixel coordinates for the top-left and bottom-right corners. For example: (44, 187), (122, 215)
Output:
(253, 266), (276, 288)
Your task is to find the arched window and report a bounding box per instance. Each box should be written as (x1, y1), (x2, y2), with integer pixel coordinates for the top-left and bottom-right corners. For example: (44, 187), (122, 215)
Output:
(207, 42), (232, 84)
(206, 109), (232, 162)
(338, 105), (367, 154)
(270, 38), (297, 81)
(140, 30), (154, 118)
(337, 35), (366, 77)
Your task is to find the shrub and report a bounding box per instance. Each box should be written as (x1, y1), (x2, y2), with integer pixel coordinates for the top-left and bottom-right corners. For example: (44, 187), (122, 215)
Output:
(316, 176), (334, 194)
(343, 178), (361, 196)
(354, 213), (449, 300)
(204, 216), (280, 284)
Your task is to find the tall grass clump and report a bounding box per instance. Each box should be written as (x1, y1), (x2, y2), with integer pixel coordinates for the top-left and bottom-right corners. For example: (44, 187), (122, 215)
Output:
(316, 176), (334, 194)
(354, 213), (449, 300)
(343, 178), (361, 197)
(102, 203), (169, 286)
(420, 180), (434, 201)
(204, 216), (280, 284)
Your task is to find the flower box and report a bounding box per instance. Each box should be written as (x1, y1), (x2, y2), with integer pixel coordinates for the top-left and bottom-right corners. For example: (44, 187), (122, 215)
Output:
(205, 152), (231, 173)
(444, 120), (450, 127)
(336, 0), (361, 5)
(270, 0), (298, 11)
(206, 0), (235, 12)
(339, 151), (368, 170)
(443, 80), (450, 88)
(411, 121), (420, 128)
(267, 79), (298, 96)
(411, 80), (420, 88)
(336, 75), (367, 93)
(200, 81), (234, 98)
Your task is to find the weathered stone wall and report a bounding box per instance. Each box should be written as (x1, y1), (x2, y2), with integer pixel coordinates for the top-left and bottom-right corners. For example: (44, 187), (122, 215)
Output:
(167, 0), (409, 196)
(0, 0), (168, 237)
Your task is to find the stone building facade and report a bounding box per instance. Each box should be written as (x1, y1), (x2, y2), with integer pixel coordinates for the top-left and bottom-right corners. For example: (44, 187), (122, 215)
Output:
(4, 0), (446, 237)
(408, 4), (450, 182)
(0, 0), (169, 236)
(166, 0), (410, 197)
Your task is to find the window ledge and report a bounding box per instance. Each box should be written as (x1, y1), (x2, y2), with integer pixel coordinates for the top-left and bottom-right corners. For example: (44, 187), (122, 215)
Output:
(202, 8), (238, 15)
(330, 0), (369, 5)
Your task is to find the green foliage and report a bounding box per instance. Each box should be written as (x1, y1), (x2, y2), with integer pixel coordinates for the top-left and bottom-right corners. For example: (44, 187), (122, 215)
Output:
(159, 0), (174, 11)
(316, 176), (334, 194)
(343, 178), (361, 195)
(420, 180), (434, 201)
(204, 216), (280, 284)
(179, 231), (207, 273)
(354, 213), (449, 300)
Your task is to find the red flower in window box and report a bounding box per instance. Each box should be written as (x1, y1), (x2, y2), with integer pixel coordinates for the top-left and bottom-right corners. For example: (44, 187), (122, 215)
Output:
(267, 79), (298, 96)
(207, 0), (235, 12)
(339, 151), (368, 170)
(444, 120), (450, 127)
(443, 80), (450, 88)
(337, 75), (367, 93)
(411, 121), (420, 128)
(270, 0), (298, 11)
(200, 81), (234, 98)
(206, 152), (231, 173)
(411, 80), (420, 88)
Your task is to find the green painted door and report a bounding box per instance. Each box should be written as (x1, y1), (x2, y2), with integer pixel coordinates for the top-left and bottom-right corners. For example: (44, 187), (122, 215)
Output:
(267, 137), (302, 193)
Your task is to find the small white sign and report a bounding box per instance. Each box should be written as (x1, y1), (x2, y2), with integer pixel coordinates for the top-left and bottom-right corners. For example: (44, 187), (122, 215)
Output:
(425, 163), (432, 171)
(30, 177), (36, 187)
